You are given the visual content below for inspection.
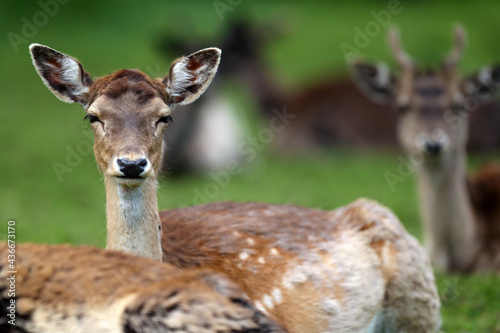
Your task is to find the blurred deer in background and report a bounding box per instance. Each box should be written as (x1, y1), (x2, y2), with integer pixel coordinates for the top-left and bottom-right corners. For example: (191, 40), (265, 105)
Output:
(352, 25), (500, 272)
(156, 18), (291, 174)
(31, 43), (441, 332)
(159, 18), (500, 167)
(158, 18), (397, 162)
(0, 243), (285, 333)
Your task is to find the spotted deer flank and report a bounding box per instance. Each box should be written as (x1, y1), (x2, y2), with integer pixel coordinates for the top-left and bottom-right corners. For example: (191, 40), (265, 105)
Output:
(0, 243), (286, 333)
(31, 43), (441, 332)
(352, 25), (500, 273)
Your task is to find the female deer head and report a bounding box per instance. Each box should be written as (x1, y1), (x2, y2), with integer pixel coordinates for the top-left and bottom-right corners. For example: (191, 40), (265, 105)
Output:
(30, 44), (221, 188)
(30, 44), (221, 261)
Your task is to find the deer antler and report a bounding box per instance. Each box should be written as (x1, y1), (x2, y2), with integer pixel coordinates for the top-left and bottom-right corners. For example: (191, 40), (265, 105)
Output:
(388, 26), (414, 70)
(388, 26), (414, 105)
(443, 24), (467, 72)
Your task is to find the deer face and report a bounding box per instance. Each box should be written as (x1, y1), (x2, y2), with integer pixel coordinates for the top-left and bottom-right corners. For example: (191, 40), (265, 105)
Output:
(85, 70), (172, 187)
(30, 44), (221, 187)
(395, 70), (467, 160)
(352, 26), (500, 163)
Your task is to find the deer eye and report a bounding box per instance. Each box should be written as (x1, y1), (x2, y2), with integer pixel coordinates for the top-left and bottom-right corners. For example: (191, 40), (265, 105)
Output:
(84, 114), (101, 123)
(157, 115), (173, 124)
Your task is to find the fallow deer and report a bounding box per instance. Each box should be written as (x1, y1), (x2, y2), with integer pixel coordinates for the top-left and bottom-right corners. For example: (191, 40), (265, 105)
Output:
(31, 43), (441, 332)
(0, 242), (285, 332)
(157, 18), (287, 174)
(159, 19), (500, 159)
(351, 26), (500, 272)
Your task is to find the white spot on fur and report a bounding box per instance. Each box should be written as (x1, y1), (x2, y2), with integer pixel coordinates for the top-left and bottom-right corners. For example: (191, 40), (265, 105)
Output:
(246, 238), (255, 246)
(323, 298), (341, 317)
(239, 252), (249, 260)
(257, 257), (265, 264)
(255, 301), (268, 315)
(262, 294), (274, 309)
(271, 288), (282, 305)
(270, 248), (279, 255)
(282, 270), (308, 290)
(232, 231), (241, 237)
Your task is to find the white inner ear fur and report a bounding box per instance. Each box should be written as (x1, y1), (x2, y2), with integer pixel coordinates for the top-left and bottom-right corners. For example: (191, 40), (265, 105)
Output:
(168, 58), (196, 98)
(166, 48), (220, 106)
(59, 57), (89, 97)
(478, 66), (493, 85)
(168, 59), (210, 98)
(375, 63), (390, 87)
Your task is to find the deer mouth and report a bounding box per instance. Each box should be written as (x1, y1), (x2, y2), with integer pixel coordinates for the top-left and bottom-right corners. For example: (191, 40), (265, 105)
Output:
(113, 175), (147, 188)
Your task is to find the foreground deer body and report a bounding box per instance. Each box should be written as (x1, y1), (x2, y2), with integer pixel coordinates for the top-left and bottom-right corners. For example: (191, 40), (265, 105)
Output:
(352, 26), (500, 272)
(0, 243), (285, 333)
(31, 44), (441, 332)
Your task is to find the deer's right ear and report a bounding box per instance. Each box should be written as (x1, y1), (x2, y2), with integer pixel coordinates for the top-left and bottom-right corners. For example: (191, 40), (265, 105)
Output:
(350, 61), (395, 104)
(163, 47), (221, 106)
(29, 43), (93, 107)
(461, 65), (500, 101)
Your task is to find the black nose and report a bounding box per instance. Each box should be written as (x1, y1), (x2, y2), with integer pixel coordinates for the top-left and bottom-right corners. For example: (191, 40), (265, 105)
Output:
(424, 142), (442, 156)
(117, 158), (148, 178)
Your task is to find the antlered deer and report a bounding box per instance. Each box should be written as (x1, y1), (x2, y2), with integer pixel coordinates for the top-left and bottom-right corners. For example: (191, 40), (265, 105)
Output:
(31, 43), (441, 332)
(0, 243), (285, 332)
(351, 26), (500, 272)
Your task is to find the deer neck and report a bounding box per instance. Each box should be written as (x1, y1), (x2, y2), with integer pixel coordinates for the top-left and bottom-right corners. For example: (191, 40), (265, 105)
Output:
(104, 176), (163, 262)
(416, 150), (478, 271)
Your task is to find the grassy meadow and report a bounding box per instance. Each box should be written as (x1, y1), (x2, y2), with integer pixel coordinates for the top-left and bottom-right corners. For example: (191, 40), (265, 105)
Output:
(0, 1), (499, 331)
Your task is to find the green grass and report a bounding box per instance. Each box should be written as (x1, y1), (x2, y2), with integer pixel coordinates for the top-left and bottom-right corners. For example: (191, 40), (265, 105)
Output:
(1, 1), (499, 331)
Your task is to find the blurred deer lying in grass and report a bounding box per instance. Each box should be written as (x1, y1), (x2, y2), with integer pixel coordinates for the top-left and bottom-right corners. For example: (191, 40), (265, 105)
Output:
(0, 243), (285, 333)
(157, 18), (398, 159)
(352, 26), (500, 273)
(31, 42), (440, 332)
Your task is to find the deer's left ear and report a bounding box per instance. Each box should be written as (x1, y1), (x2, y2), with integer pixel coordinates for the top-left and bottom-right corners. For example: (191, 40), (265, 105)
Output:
(163, 48), (221, 106)
(350, 60), (396, 105)
(29, 43), (93, 107)
(461, 65), (500, 101)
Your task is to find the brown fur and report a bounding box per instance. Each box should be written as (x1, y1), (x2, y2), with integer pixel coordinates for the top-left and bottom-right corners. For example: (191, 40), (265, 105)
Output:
(0, 243), (285, 333)
(158, 200), (440, 332)
(30, 43), (440, 332)
(468, 164), (500, 270)
(88, 69), (168, 106)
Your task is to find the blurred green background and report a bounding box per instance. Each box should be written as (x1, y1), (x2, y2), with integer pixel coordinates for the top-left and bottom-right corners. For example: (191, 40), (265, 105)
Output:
(1, 1), (499, 331)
